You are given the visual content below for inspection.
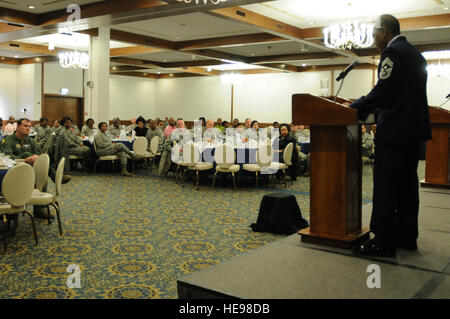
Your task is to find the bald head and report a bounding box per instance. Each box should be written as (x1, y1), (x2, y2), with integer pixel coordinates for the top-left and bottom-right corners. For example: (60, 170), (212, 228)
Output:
(206, 119), (214, 129)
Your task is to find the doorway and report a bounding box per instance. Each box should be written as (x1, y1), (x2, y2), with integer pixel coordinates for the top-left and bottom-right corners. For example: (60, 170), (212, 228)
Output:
(42, 95), (84, 129)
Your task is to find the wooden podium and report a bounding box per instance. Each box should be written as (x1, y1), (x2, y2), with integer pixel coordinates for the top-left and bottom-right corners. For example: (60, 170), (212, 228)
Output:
(292, 94), (372, 248)
(420, 106), (450, 189)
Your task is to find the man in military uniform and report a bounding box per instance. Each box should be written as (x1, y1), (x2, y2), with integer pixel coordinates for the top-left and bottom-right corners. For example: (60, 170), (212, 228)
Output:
(146, 119), (164, 153)
(35, 118), (52, 153)
(203, 119), (223, 144)
(108, 118), (122, 139)
(94, 122), (136, 176)
(1, 118), (71, 219)
(350, 14), (432, 257)
(61, 117), (91, 160)
(158, 119), (190, 177)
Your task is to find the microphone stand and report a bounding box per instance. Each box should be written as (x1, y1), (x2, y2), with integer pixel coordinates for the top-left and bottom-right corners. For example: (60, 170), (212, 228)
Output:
(334, 78), (346, 103)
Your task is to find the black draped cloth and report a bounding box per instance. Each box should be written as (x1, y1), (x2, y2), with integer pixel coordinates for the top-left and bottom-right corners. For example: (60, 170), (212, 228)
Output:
(251, 193), (308, 235)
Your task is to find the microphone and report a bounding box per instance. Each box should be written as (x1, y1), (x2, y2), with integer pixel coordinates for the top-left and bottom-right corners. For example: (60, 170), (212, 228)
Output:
(336, 61), (359, 81)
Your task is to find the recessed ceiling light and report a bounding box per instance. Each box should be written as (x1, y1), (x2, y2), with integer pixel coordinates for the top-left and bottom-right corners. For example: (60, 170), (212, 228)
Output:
(251, 53), (255, 56)
(14, 55), (18, 58)
(27, 5), (35, 10)
(192, 55), (196, 59)
(157, 72), (161, 74)
(309, 21), (315, 25)
(302, 63), (306, 67)
(143, 73), (147, 76)
(444, 7), (449, 10)
(163, 60), (167, 62)
(170, 73), (173, 76)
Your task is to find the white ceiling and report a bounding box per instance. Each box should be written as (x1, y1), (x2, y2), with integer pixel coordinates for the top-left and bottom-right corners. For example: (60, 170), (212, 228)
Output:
(0, 0), (104, 14)
(128, 50), (210, 63)
(215, 40), (321, 57)
(18, 32), (131, 51)
(113, 12), (259, 42)
(0, 48), (44, 58)
(243, 0), (450, 28)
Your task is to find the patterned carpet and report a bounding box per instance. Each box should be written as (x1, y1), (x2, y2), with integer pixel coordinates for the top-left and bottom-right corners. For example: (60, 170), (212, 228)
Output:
(0, 161), (426, 299)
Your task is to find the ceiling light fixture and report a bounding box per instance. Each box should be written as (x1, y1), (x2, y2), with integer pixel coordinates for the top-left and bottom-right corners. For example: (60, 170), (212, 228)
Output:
(27, 5), (35, 10)
(176, 0), (227, 4)
(323, 21), (374, 50)
(59, 50), (89, 69)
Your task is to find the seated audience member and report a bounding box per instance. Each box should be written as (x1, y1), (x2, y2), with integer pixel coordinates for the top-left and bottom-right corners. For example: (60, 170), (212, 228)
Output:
(1, 118), (71, 218)
(296, 125), (310, 141)
(52, 120), (61, 133)
(94, 122), (136, 176)
(146, 119), (164, 152)
(361, 125), (374, 157)
(128, 117), (137, 131)
(108, 118), (122, 138)
(71, 119), (81, 136)
(134, 117), (148, 137)
(164, 117), (169, 128)
(204, 119), (222, 143)
(157, 120), (165, 130)
(3, 116), (17, 136)
(164, 117), (176, 138)
(235, 125), (248, 143)
(36, 118), (52, 153)
(81, 118), (96, 137)
(34, 117), (45, 134)
(158, 119), (192, 177)
(232, 118), (240, 128)
(215, 118), (225, 132)
(199, 117), (206, 131)
(273, 123), (299, 181)
(247, 120), (260, 141)
(61, 117), (91, 159)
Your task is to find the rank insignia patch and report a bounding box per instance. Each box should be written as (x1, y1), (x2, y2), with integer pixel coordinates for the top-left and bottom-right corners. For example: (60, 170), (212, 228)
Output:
(380, 57), (394, 80)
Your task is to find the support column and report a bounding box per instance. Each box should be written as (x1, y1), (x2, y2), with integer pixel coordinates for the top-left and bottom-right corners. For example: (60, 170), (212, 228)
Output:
(86, 27), (110, 123)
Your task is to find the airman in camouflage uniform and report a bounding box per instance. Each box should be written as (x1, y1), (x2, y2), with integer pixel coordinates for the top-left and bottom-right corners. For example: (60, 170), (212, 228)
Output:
(146, 120), (164, 153)
(94, 122), (136, 176)
(61, 117), (90, 158)
(108, 118), (122, 139)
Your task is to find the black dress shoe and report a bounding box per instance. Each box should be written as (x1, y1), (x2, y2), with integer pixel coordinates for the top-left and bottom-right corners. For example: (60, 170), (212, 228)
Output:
(395, 240), (418, 250)
(33, 209), (55, 220)
(352, 239), (396, 258)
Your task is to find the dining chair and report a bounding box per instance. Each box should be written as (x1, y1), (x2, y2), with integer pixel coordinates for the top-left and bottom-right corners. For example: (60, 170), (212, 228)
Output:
(93, 141), (119, 175)
(27, 157), (65, 236)
(213, 144), (240, 190)
(0, 164), (37, 253)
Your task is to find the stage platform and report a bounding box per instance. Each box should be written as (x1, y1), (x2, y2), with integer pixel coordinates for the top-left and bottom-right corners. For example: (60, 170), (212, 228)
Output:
(177, 187), (450, 299)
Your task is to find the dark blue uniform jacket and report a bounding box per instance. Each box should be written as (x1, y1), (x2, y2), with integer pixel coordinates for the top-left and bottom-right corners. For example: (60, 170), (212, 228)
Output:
(350, 36), (432, 144)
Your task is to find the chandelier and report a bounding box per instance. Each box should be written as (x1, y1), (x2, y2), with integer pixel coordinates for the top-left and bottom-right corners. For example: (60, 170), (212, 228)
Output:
(176, 0), (227, 4)
(59, 50), (89, 69)
(323, 22), (374, 50)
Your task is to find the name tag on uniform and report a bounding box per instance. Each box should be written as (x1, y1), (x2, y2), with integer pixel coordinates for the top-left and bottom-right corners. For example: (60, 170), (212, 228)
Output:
(23, 144), (31, 149)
